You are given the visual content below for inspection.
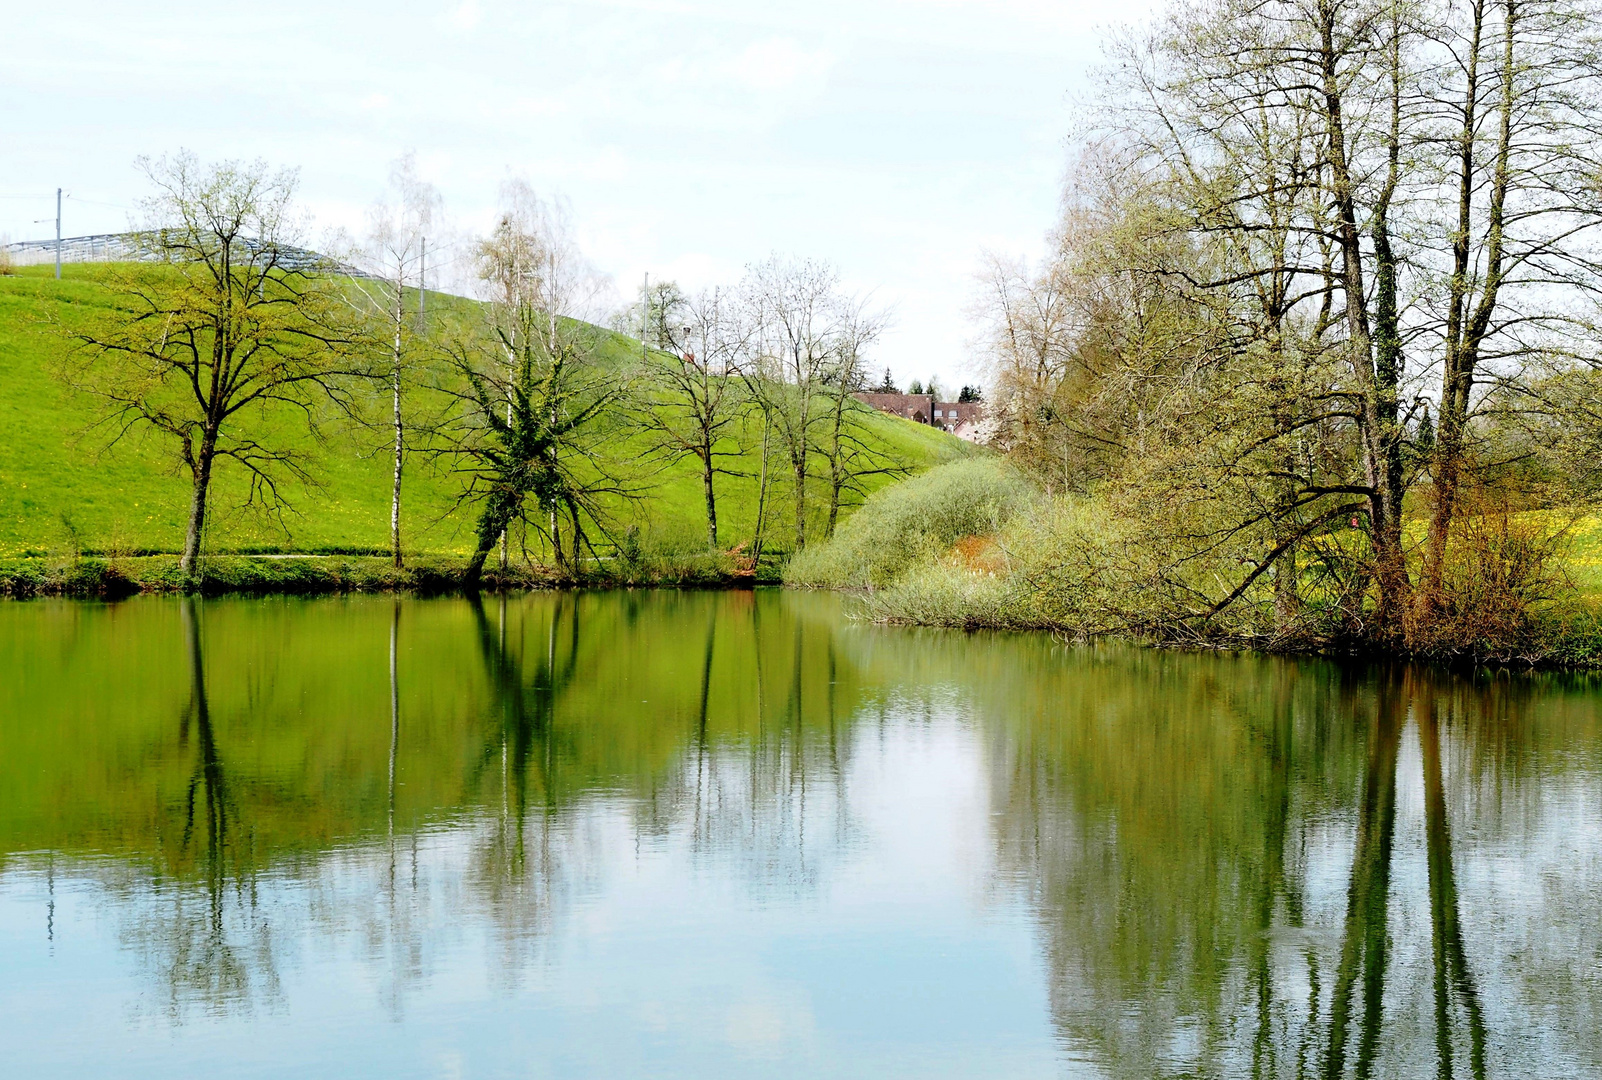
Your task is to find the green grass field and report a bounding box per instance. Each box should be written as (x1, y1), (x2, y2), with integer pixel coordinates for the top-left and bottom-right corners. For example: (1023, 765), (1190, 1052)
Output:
(0, 264), (968, 564)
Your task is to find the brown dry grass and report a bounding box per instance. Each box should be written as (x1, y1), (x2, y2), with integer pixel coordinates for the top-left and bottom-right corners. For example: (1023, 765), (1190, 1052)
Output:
(1405, 486), (1575, 661)
(951, 534), (1007, 574)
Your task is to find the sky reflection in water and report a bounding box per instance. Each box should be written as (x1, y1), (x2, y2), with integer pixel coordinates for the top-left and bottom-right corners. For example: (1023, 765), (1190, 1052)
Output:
(0, 591), (1599, 1078)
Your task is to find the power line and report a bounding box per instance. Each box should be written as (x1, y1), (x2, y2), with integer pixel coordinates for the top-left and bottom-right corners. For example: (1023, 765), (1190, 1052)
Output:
(68, 197), (136, 211)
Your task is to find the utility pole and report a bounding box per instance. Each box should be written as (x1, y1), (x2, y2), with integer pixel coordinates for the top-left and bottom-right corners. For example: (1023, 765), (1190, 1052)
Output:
(642, 271), (649, 362)
(55, 188), (62, 280)
(418, 236), (427, 329)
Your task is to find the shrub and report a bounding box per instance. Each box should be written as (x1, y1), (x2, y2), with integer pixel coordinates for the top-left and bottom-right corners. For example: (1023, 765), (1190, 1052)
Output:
(1406, 499), (1577, 662)
(857, 559), (1026, 628)
(854, 494), (1149, 636)
(784, 458), (1036, 588)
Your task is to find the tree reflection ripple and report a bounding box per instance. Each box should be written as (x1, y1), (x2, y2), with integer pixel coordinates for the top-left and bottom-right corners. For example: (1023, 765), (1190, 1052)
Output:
(0, 593), (1598, 1077)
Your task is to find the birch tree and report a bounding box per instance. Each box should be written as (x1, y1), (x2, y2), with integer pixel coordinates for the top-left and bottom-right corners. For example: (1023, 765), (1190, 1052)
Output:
(348, 153), (442, 567)
(815, 301), (898, 537)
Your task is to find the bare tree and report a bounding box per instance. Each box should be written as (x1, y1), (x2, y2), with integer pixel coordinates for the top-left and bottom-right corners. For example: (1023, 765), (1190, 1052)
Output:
(738, 257), (877, 552)
(1416, 0), (1602, 611)
(67, 152), (366, 578)
(815, 302), (900, 536)
(971, 250), (1083, 493)
(347, 153), (442, 567)
(637, 285), (751, 549)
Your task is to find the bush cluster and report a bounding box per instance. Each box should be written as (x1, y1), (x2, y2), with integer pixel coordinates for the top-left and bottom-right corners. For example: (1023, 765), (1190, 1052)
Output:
(783, 458), (1036, 590)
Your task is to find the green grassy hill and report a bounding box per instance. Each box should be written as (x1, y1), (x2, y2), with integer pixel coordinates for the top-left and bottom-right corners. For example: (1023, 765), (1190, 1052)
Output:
(0, 263), (968, 568)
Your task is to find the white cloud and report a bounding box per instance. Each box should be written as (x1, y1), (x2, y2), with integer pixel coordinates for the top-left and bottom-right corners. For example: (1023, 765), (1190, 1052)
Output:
(445, 0), (481, 32)
(724, 37), (833, 93)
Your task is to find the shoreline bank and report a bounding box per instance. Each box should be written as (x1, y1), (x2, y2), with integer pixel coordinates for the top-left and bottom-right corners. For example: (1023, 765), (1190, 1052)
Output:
(12, 556), (1599, 670)
(0, 552), (774, 598)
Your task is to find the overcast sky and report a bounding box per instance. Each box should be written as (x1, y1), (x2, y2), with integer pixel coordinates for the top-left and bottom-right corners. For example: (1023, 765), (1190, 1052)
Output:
(1, 0), (1157, 388)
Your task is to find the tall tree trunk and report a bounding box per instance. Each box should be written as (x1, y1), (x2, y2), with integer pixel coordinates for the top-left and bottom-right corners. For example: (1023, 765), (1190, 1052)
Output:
(752, 410), (772, 564)
(563, 494), (584, 575)
(792, 453), (808, 552)
(701, 443), (719, 550)
(1370, 13), (1409, 632)
(1421, 0), (1514, 611)
(826, 397), (846, 539)
(180, 431), (218, 579)
(391, 306), (404, 568)
(1317, 0), (1409, 633)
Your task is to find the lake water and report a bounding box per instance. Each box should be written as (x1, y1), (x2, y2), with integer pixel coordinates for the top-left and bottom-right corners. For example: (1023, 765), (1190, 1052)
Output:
(1, 590), (1599, 1078)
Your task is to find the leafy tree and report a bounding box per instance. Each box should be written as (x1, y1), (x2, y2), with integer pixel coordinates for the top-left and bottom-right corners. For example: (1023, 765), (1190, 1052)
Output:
(443, 183), (630, 583)
(612, 278), (690, 351)
(969, 0), (1602, 650)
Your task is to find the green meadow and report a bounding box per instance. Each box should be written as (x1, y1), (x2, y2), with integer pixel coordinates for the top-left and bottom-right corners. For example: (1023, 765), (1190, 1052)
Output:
(0, 263), (967, 567)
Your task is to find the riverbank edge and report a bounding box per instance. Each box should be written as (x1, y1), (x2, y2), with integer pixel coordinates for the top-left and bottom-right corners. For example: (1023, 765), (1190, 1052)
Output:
(15, 556), (1599, 670)
(0, 553), (777, 598)
(817, 586), (1602, 671)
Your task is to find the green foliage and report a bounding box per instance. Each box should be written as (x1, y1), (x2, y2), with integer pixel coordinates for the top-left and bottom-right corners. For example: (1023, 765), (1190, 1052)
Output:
(783, 457), (1035, 589)
(852, 494), (1139, 633)
(857, 488), (1602, 665)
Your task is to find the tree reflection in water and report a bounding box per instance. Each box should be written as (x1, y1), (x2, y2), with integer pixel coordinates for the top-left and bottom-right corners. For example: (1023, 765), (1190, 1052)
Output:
(985, 651), (1560, 1079)
(0, 594), (1598, 1072)
(1417, 681), (1486, 1080)
(462, 591), (581, 983)
(1323, 671), (1405, 1080)
(118, 599), (284, 1021)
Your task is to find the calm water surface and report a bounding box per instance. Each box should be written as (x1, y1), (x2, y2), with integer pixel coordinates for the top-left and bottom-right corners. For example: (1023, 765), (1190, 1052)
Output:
(1, 590), (1600, 1078)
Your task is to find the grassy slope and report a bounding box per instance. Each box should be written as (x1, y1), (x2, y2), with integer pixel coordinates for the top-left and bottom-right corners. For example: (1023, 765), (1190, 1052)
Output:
(0, 264), (967, 561)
